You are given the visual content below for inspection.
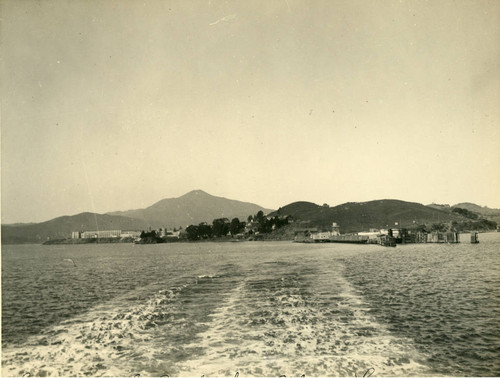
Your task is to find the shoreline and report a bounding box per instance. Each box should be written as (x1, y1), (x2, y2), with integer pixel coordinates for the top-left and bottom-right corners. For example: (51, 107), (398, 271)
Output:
(2, 230), (495, 246)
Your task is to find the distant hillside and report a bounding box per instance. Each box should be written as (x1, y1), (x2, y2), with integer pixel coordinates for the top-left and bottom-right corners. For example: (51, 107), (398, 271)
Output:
(452, 202), (499, 214)
(452, 203), (500, 223)
(426, 202), (500, 224)
(108, 190), (274, 228)
(273, 199), (467, 233)
(426, 203), (451, 211)
(1, 213), (149, 244)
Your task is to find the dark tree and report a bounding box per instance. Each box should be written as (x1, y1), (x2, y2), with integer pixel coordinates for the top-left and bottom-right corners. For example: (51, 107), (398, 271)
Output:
(186, 225), (200, 241)
(256, 211), (265, 223)
(230, 217), (245, 236)
(212, 218), (230, 237)
(198, 223), (213, 239)
(452, 207), (479, 220)
(253, 210), (268, 233)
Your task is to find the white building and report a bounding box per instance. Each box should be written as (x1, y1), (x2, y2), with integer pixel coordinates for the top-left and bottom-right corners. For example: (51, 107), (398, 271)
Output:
(312, 232), (332, 240)
(331, 222), (340, 235)
(82, 230), (121, 238)
(357, 231), (380, 240)
(120, 231), (141, 238)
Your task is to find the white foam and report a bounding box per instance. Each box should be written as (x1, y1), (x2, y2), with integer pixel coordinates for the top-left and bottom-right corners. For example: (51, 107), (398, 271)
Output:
(1, 283), (191, 377)
(197, 274), (220, 279)
(2, 263), (434, 377)
(175, 266), (432, 377)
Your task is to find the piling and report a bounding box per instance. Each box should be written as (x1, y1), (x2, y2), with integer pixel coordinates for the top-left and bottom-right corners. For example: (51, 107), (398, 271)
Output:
(470, 231), (479, 244)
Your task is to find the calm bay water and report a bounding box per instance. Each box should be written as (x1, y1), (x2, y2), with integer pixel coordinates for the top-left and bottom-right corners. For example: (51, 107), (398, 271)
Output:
(2, 234), (499, 377)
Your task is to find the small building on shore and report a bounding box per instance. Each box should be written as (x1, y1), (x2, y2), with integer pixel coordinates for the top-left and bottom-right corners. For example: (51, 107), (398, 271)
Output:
(311, 231), (332, 241)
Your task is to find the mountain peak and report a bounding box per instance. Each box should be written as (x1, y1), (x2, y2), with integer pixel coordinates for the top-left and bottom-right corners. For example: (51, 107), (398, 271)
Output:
(109, 190), (273, 229)
(181, 189), (211, 197)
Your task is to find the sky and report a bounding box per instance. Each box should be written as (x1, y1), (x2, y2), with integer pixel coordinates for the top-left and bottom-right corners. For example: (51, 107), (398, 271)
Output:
(1, 0), (499, 224)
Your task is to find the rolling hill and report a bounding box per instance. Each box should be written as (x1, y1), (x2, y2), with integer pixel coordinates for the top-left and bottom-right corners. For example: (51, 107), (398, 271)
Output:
(427, 202), (500, 224)
(108, 190), (273, 228)
(452, 203), (500, 223)
(273, 199), (469, 233)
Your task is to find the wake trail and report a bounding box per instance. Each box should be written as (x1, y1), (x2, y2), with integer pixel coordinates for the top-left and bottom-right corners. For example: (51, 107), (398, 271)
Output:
(176, 261), (433, 377)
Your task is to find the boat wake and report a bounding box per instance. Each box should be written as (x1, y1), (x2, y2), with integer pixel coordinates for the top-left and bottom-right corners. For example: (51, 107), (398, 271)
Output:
(2, 261), (433, 377)
(176, 262), (432, 377)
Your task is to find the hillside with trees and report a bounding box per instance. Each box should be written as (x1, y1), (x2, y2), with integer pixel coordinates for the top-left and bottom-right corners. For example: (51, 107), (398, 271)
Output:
(271, 199), (496, 234)
(183, 211), (291, 241)
(452, 203), (500, 224)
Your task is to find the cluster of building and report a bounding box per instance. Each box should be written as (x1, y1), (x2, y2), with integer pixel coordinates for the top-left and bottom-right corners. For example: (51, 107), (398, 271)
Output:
(294, 223), (341, 241)
(296, 223), (479, 244)
(71, 229), (181, 240)
(71, 220), (479, 245)
(71, 230), (133, 239)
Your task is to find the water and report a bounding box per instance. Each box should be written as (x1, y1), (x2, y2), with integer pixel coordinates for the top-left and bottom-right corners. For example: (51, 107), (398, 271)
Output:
(2, 234), (499, 377)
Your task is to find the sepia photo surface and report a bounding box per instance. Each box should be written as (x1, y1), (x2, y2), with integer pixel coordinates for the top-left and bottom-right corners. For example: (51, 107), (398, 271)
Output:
(1, 0), (499, 376)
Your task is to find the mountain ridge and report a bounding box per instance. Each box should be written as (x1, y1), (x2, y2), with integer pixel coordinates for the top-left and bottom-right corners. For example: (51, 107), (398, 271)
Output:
(107, 190), (273, 228)
(2, 191), (497, 244)
(1, 191), (274, 244)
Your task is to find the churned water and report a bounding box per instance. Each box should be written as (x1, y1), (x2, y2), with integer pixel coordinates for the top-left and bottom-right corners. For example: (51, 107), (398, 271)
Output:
(2, 234), (499, 377)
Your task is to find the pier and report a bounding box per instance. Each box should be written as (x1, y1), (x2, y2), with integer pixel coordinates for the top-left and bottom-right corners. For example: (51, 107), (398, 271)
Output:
(295, 223), (480, 245)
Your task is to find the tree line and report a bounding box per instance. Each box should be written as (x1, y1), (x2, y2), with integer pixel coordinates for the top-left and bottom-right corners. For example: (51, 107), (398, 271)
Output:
(246, 210), (290, 234)
(184, 211), (291, 241)
(185, 217), (246, 241)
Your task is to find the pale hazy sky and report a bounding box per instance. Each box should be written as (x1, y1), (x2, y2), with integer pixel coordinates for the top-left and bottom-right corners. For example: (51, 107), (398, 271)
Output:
(1, 0), (499, 224)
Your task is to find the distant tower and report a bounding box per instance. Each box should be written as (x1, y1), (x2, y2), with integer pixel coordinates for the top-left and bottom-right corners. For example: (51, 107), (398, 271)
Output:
(332, 222), (340, 235)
